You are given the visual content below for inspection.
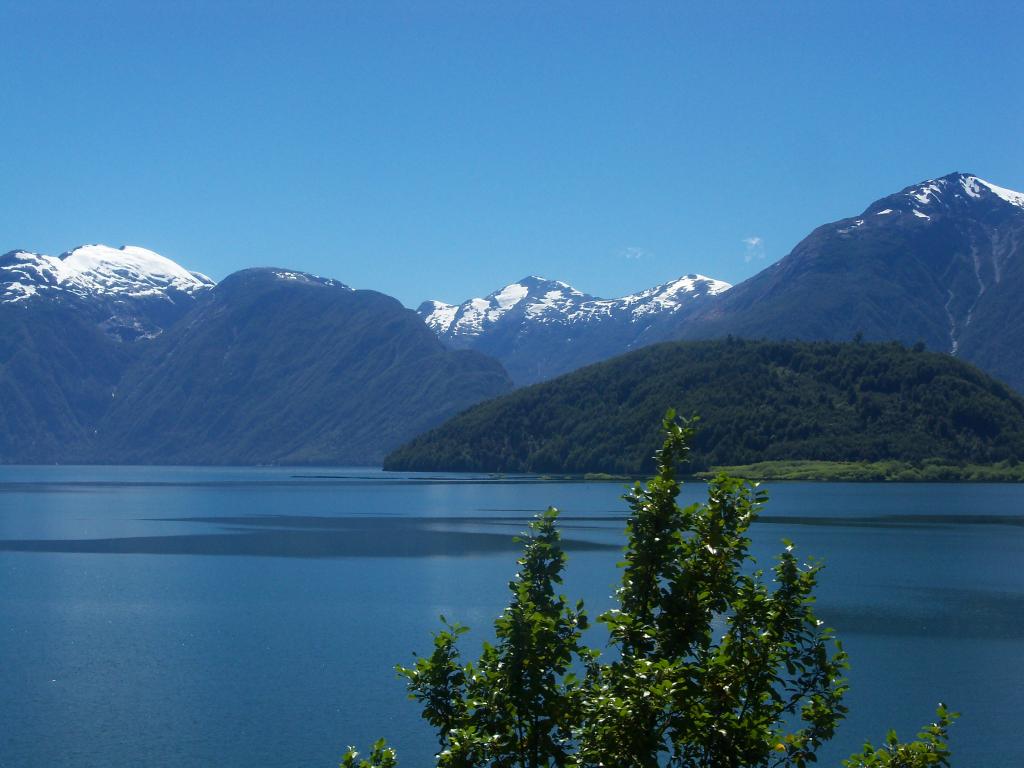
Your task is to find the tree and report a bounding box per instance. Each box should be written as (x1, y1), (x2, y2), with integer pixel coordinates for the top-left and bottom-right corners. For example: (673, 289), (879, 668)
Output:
(573, 415), (847, 768)
(397, 507), (590, 768)
(342, 412), (955, 767)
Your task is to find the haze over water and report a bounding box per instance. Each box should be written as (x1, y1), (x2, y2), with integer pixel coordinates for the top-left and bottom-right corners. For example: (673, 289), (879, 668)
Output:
(1, 468), (1022, 767)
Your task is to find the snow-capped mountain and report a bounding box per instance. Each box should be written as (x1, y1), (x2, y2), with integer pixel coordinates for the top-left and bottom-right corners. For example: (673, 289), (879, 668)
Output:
(0, 244), (215, 340)
(419, 273), (730, 384)
(421, 274), (730, 337)
(420, 277), (594, 337)
(0, 259), (510, 464)
(677, 171), (1024, 391)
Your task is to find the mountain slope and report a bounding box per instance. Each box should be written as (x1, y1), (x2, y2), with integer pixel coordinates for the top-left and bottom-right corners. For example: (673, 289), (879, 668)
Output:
(97, 268), (512, 465)
(0, 247), (512, 465)
(384, 339), (1024, 474)
(0, 302), (140, 462)
(677, 173), (1024, 390)
(419, 273), (730, 384)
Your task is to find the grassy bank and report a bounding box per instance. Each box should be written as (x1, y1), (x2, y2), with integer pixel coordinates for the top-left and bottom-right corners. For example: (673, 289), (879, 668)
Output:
(697, 459), (1024, 482)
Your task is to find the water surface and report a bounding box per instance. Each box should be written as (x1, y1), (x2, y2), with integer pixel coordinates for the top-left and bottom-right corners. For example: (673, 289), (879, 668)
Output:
(1, 468), (1021, 766)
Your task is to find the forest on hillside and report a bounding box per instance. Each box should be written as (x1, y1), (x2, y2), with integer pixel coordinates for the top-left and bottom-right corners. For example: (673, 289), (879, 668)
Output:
(385, 339), (1024, 475)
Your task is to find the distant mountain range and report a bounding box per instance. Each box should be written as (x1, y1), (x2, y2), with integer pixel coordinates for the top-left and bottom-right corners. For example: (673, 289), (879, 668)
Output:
(418, 172), (1024, 391)
(0, 246), (510, 464)
(2, 171), (1023, 466)
(418, 274), (729, 384)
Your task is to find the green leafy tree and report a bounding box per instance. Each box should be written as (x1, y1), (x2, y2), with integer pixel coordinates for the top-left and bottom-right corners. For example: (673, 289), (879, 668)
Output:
(398, 507), (591, 767)
(344, 412), (956, 767)
(573, 414), (848, 767)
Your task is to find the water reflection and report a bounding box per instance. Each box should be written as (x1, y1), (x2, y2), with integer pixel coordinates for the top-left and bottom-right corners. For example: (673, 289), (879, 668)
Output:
(0, 515), (620, 558)
(2, 508), (1020, 559)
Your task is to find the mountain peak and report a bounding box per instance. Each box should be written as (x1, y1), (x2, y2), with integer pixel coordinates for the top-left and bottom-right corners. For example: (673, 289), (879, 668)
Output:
(492, 275), (581, 294)
(1, 243), (213, 306)
(265, 268), (348, 288)
(59, 244), (214, 296)
(215, 268), (351, 296)
(892, 173), (1024, 214)
(699, 170), (1024, 391)
(1, 243), (216, 341)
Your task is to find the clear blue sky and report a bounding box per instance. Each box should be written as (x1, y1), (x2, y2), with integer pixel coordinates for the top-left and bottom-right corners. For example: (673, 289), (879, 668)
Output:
(3, 1), (1022, 307)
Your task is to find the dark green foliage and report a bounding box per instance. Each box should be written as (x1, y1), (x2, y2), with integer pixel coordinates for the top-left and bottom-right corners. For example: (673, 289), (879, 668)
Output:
(699, 458), (1024, 482)
(842, 704), (958, 768)
(341, 739), (398, 768)
(398, 508), (590, 767)
(573, 413), (847, 767)
(385, 339), (1024, 474)
(351, 413), (955, 767)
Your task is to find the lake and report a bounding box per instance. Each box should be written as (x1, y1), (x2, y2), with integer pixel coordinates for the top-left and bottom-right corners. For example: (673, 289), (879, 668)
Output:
(1, 467), (1022, 767)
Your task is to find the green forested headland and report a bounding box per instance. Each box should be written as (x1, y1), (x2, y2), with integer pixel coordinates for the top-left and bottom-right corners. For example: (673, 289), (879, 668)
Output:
(384, 339), (1024, 476)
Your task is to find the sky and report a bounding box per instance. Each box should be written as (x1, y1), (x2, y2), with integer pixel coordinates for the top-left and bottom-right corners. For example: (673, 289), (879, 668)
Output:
(3, 1), (1023, 308)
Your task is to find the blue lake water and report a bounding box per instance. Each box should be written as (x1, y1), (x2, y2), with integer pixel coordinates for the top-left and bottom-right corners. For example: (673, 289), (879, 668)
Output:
(1, 467), (1022, 767)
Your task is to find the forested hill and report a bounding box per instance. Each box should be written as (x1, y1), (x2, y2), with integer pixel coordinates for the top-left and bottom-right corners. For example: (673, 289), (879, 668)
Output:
(384, 339), (1024, 475)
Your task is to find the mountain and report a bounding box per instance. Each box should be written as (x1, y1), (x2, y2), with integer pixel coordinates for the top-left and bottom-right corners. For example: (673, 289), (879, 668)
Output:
(677, 173), (1024, 391)
(384, 339), (1024, 475)
(0, 247), (511, 465)
(418, 273), (730, 384)
(1, 244), (214, 341)
(418, 173), (1024, 393)
(95, 268), (512, 465)
(0, 244), (215, 462)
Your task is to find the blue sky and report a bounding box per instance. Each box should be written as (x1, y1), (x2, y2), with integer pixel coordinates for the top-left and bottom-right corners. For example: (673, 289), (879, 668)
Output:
(3, 1), (1022, 307)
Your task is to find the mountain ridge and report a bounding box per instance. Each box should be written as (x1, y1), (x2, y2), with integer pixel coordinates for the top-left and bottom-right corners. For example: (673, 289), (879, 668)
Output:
(94, 267), (512, 465)
(416, 172), (1024, 391)
(418, 272), (730, 384)
(0, 256), (512, 465)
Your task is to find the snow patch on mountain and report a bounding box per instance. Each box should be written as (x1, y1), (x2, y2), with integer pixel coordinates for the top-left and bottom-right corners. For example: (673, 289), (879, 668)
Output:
(420, 300), (458, 334)
(493, 282), (529, 309)
(975, 178), (1024, 208)
(268, 269), (349, 289)
(910, 182), (944, 206)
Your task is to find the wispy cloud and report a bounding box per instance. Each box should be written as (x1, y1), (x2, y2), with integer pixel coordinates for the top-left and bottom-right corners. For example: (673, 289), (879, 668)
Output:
(742, 236), (765, 263)
(620, 246), (649, 261)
